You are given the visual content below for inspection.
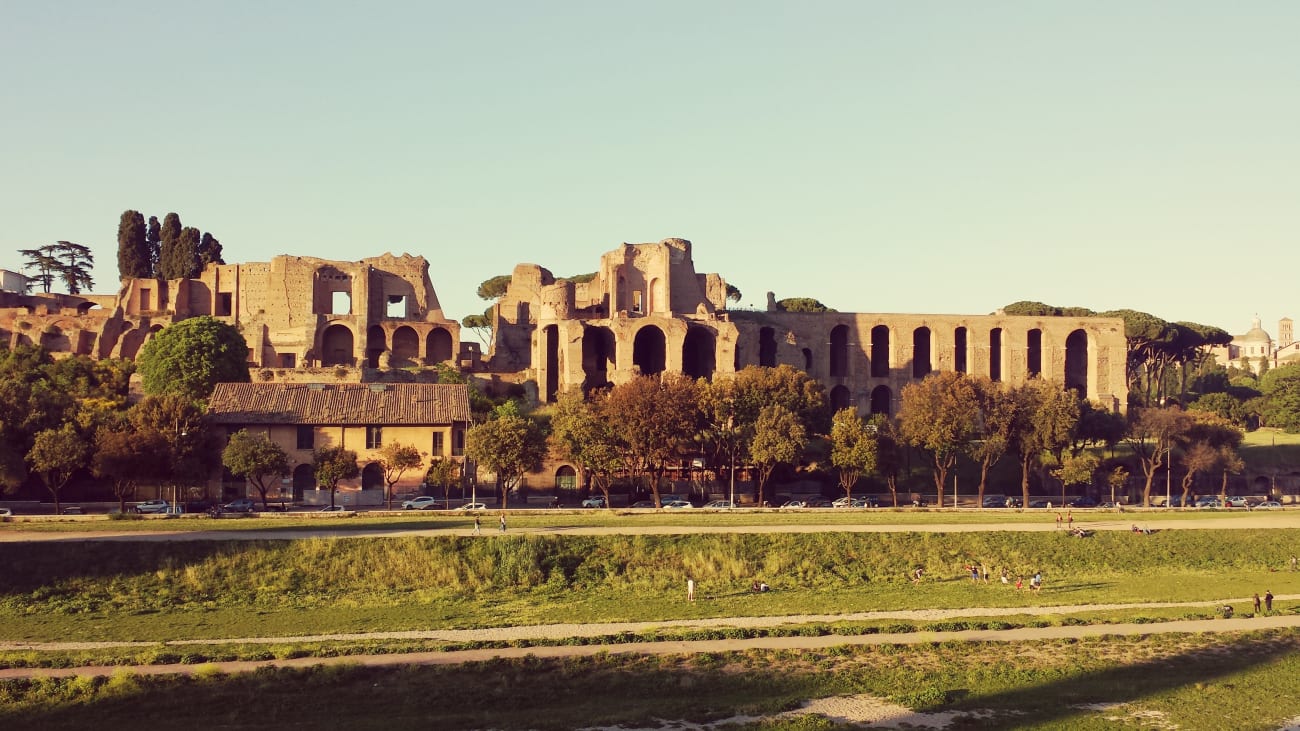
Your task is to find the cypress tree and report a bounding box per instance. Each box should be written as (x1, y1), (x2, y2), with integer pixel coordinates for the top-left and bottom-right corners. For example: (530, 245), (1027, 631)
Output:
(116, 210), (150, 279)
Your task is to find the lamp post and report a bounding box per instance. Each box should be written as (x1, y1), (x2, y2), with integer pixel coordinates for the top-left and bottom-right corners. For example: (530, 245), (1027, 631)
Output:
(1165, 445), (1172, 509)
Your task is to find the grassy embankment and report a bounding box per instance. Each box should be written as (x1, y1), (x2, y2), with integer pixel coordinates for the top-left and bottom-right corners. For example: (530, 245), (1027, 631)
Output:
(1, 529), (1296, 645)
(2, 631), (1299, 730)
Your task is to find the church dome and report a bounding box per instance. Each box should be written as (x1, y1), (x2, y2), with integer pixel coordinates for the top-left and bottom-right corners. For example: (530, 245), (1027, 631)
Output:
(1241, 316), (1272, 343)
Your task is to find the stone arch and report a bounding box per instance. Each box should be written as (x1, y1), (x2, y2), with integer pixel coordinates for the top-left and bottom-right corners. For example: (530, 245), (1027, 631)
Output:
(870, 385), (892, 415)
(366, 325), (386, 368)
(321, 324), (355, 366)
(954, 327), (968, 373)
(682, 327), (716, 380)
(1065, 329), (1088, 397)
(555, 464), (577, 490)
(582, 325), (616, 391)
(1027, 329), (1043, 378)
(361, 462), (384, 490)
(292, 463), (315, 500)
(912, 327), (932, 378)
(829, 324), (849, 378)
(392, 325), (419, 365)
(426, 328), (453, 363)
(543, 324), (559, 401)
(76, 302), (99, 315)
(830, 384), (852, 413)
(633, 325), (666, 376)
(759, 327), (777, 367)
(39, 325), (71, 352)
(989, 328), (1003, 382)
(870, 325), (890, 378)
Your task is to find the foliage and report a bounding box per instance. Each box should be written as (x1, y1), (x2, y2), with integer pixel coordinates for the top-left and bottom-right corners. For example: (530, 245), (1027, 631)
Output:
(93, 427), (167, 513)
(1051, 452), (1099, 503)
(476, 274), (512, 300)
(1000, 300), (1096, 317)
(465, 403), (547, 508)
(378, 442), (425, 509)
(548, 391), (621, 503)
(898, 372), (981, 507)
(600, 374), (699, 499)
(1123, 406), (1195, 507)
(750, 404), (806, 505)
(137, 316), (251, 400)
(775, 297), (833, 313)
(313, 446), (359, 508)
(116, 210), (151, 279)
(26, 424), (89, 513)
(828, 408), (876, 499)
(1007, 380), (1080, 507)
(20, 241), (94, 294)
(965, 376), (1017, 505)
(1258, 363), (1300, 432)
(129, 394), (218, 490)
(725, 283), (742, 302)
(222, 430), (291, 509)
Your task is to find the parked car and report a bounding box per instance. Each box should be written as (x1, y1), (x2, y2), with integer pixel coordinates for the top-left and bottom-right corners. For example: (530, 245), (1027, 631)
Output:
(318, 505), (348, 512)
(856, 496), (881, 507)
(629, 500), (657, 508)
(804, 498), (834, 508)
(1028, 499), (1051, 509)
(1194, 496), (1222, 509)
(1223, 497), (1250, 508)
(456, 502), (487, 511)
(1004, 497), (1023, 508)
(401, 496), (441, 510)
(703, 500), (734, 509)
(781, 499), (807, 508)
(981, 495), (1010, 508)
(135, 499), (170, 514)
(0, 508), (11, 517)
(1068, 496), (1099, 508)
(1254, 500), (1283, 509)
(224, 498), (256, 513)
(661, 500), (693, 509)
(831, 497), (854, 508)
(581, 496), (607, 508)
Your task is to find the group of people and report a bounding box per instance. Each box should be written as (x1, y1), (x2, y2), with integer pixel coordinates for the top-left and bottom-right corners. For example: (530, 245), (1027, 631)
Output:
(1252, 591), (1275, 614)
(911, 564), (1044, 592)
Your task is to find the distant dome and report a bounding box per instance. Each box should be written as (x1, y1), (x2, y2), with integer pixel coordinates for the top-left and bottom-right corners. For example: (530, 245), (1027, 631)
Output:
(1241, 316), (1272, 343)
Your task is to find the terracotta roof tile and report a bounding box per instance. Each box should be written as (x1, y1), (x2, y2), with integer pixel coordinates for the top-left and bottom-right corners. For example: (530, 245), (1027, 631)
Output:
(207, 383), (471, 425)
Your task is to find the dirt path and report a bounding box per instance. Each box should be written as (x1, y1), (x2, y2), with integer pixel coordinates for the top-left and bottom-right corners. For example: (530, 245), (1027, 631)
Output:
(3, 609), (1298, 680)
(1, 512), (1297, 542)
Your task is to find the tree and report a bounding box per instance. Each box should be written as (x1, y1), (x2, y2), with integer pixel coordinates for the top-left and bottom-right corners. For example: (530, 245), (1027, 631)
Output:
(162, 227), (202, 279)
(898, 371), (980, 507)
(601, 374), (699, 504)
(1107, 465), (1130, 506)
(549, 391), (621, 506)
(775, 297), (833, 313)
(1052, 452), (1099, 505)
(424, 458), (462, 506)
(313, 446), (359, 508)
(222, 430), (291, 509)
(966, 376), (1017, 507)
(464, 402), (547, 509)
(1006, 380), (1080, 508)
(93, 426), (166, 513)
(27, 424), (89, 514)
(129, 394), (217, 500)
(1259, 364), (1300, 432)
(1123, 406), (1194, 507)
(476, 274), (512, 300)
(378, 442), (424, 510)
(157, 213), (183, 279)
(18, 245), (59, 293)
(1189, 392), (1247, 427)
(117, 210), (151, 280)
(725, 283), (743, 303)
(20, 242), (93, 294)
(146, 215), (161, 276)
(197, 232), (224, 269)
(137, 316), (251, 400)
(750, 404), (806, 506)
(829, 408), (877, 501)
(870, 415), (905, 507)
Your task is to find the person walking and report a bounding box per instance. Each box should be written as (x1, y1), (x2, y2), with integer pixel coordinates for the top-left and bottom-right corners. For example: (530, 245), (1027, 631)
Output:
(1265, 590), (1274, 613)
(1253, 593), (1262, 613)
(498, 514), (507, 533)
(687, 578), (696, 602)
(1291, 555), (1297, 572)
(1055, 513), (1062, 530)
(473, 516), (481, 536)
(1066, 510), (1074, 531)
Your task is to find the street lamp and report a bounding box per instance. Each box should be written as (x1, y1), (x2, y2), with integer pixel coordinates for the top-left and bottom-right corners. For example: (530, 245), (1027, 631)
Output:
(1165, 445), (1173, 509)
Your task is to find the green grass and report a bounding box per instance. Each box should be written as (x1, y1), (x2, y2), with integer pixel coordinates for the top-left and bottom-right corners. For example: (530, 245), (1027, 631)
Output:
(2, 632), (1299, 729)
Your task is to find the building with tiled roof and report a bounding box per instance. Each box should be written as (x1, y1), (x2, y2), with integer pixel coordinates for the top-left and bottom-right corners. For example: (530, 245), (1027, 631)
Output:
(208, 382), (471, 506)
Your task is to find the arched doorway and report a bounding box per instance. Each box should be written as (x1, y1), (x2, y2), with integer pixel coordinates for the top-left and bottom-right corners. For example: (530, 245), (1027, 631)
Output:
(555, 465), (577, 491)
(361, 462), (384, 490)
(582, 325), (616, 391)
(870, 385), (892, 415)
(633, 325), (666, 376)
(392, 326), (419, 365)
(954, 327), (968, 373)
(912, 327), (932, 378)
(1065, 329), (1088, 396)
(426, 328), (453, 363)
(682, 327), (716, 380)
(292, 464), (315, 501)
(830, 385), (851, 413)
(366, 325), (386, 368)
(870, 325), (890, 377)
(544, 324), (559, 401)
(829, 324), (849, 377)
(321, 324), (355, 366)
(759, 327), (777, 367)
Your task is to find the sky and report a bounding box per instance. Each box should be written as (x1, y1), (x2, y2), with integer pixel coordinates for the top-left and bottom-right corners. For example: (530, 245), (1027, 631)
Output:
(2, 2), (1297, 337)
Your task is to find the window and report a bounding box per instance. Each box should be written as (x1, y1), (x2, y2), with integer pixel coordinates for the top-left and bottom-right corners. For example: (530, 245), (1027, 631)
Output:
(217, 292), (233, 316)
(366, 425), (383, 450)
(452, 427), (465, 456)
(432, 432), (444, 457)
(139, 288), (151, 310)
(296, 426), (314, 450)
(280, 353), (296, 368)
(632, 290), (643, 314)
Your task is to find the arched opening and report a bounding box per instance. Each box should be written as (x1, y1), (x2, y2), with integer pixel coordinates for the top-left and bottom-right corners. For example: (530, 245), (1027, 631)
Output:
(555, 464), (577, 491)
(954, 327), (968, 373)
(759, 327), (777, 367)
(633, 325), (666, 376)
(39, 325), (70, 352)
(682, 327), (716, 380)
(76, 302), (99, 315)
(292, 464), (315, 500)
(322, 324), (355, 366)
(870, 385), (892, 415)
(365, 325), (385, 368)
(870, 325), (890, 378)
(426, 328), (453, 363)
(829, 324), (849, 378)
(543, 324), (559, 402)
(1027, 329), (1042, 378)
(989, 328), (1003, 382)
(1065, 329), (1088, 397)
(361, 462), (384, 490)
(830, 385), (851, 412)
(392, 326), (419, 366)
(802, 348), (813, 371)
(912, 327), (932, 378)
(582, 325), (616, 392)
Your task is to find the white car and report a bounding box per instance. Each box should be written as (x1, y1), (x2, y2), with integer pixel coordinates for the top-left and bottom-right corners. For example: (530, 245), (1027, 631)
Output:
(318, 505), (348, 512)
(0, 508), (12, 517)
(661, 500), (693, 509)
(581, 497), (607, 508)
(782, 500), (806, 508)
(1254, 501), (1283, 509)
(703, 500), (733, 509)
(456, 503), (487, 511)
(402, 496), (441, 510)
(135, 500), (170, 514)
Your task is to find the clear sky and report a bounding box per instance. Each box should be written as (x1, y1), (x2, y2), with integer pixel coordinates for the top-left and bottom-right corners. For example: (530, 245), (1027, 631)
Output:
(2, 2), (1296, 337)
